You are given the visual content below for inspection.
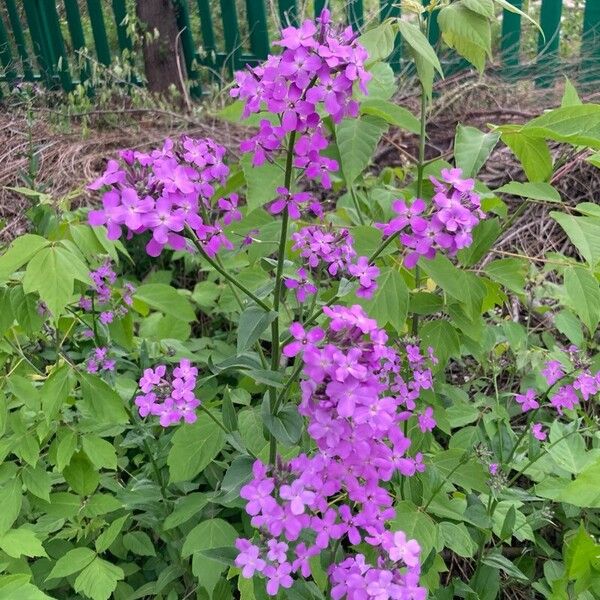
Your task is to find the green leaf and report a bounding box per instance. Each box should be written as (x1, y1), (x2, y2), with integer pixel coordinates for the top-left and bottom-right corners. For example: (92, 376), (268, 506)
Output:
(484, 258), (527, 294)
(462, 0), (494, 17)
(430, 449), (488, 492)
(82, 435), (118, 470)
(0, 528), (46, 558)
(241, 155), (282, 212)
(23, 246), (90, 317)
(482, 551), (529, 581)
(74, 556), (124, 600)
(361, 267), (408, 333)
(493, 0), (543, 34)
(454, 125), (500, 177)
(0, 234), (49, 283)
(63, 451), (99, 496)
(95, 515), (128, 554)
(360, 99), (420, 134)
(56, 430), (78, 471)
(237, 308), (277, 353)
(22, 465), (52, 502)
(496, 181), (561, 203)
(501, 131), (553, 182)
(563, 267), (600, 334)
(78, 372), (128, 425)
(0, 479), (22, 535)
(336, 115), (388, 184)
(47, 547), (96, 579)
(123, 531), (156, 557)
(550, 211), (600, 267)
(439, 522), (476, 558)
(523, 104), (600, 149)
(457, 218), (501, 266)
(164, 493), (211, 530)
(397, 20), (443, 96)
(41, 365), (74, 423)
(262, 399), (303, 447)
(554, 458), (600, 507)
(499, 505), (517, 541)
(238, 407), (269, 456)
(420, 320), (460, 366)
(437, 2), (491, 72)
(390, 501), (439, 559)
(555, 310), (584, 346)
(0, 575), (54, 599)
(134, 283), (195, 322)
(182, 518), (238, 595)
(358, 21), (397, 65)
(363, 62), (396, 100)
(564, 524), (600, 580)
(548, 422), (591, 474)
(168, 411), (227, 482)
(561, 78), (582, 107)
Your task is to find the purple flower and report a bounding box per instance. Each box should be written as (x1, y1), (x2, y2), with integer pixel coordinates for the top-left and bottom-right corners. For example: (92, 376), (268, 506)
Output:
(489, 463), (499, 475)
(531, 422), (547, 441)
(417, 407), (436, 432)
(235, 539), (266, 578)
(283, 322), (325, 357)
(515, 388), (539, 412)
(542, 360), (564, 386)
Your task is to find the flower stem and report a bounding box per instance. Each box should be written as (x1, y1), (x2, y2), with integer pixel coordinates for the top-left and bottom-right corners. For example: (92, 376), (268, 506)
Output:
(269, 130), (297, 464)
(185, 225), (271, 311)
(411, 84), (428, 337)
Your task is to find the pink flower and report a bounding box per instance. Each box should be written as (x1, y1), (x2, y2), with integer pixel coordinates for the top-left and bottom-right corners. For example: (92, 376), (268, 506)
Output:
(515, 388), (539, 412)
(531, 422), (547, 441)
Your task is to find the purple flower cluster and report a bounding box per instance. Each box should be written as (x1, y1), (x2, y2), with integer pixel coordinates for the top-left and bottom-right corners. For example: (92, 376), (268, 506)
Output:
(134, 359), (200, 426)
(378, 168), (484, 268)
(88, 137), (235, 257)
(291, 225), (379, 299)
(86, 347), (115, 374)
(231, 10), (370, 188)
(268, 187), (323, 220)
(78, 260), (135, 328)
(284, 268), (318, 303)
(235, 305), (432, 597)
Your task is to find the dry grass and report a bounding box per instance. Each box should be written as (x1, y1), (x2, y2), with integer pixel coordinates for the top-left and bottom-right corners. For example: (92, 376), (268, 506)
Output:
(1, 74), (599, 263)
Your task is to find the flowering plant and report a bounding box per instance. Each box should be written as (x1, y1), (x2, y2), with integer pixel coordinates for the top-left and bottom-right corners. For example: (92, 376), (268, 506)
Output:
(0, 3), (600, 600)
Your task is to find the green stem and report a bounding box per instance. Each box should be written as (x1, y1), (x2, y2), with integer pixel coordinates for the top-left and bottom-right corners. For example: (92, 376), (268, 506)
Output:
(422, 453), (468, 511)
(269, 130), (297, 464)
(411, 85), (428, 337)
(186, 225), (270, 311)
(349, 186), (365, 225)
(198, 403), (229, 436)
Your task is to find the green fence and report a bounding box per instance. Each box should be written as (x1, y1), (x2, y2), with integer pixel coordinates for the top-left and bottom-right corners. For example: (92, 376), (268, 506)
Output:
(0, 0), (599, 96)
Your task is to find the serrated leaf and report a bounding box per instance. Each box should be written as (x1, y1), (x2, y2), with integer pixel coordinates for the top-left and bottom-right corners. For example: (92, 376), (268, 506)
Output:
(0, 528), (47, 558)
(74, 556), (124, 600)
(95, 515), (128, 554)
(439, 522), (476, 557)
(123, 531), (156, 556)
(168, 411), (227, 482)
(358, 21), (397, 65)
(22, 465), (51, 502)
(78, 372), (128, 425)
(164, 493), (211, 530)
(47, 547), (96, 579)
(482, 551), (529, 581)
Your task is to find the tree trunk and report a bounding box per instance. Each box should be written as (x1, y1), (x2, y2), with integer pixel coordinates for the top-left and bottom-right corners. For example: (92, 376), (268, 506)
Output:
(136, 0), (185, 96)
